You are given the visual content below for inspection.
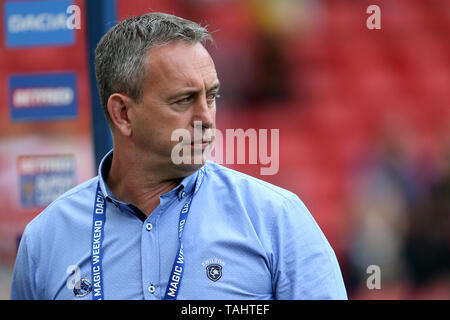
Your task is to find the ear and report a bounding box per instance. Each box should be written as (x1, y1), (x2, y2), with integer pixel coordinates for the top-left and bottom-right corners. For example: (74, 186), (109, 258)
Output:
(107, 93), (133, 137)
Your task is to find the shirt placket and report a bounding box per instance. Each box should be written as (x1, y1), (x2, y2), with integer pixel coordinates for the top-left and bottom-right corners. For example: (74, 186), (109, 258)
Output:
(141, 207), (161, 300)
(141, 192), (183, 300)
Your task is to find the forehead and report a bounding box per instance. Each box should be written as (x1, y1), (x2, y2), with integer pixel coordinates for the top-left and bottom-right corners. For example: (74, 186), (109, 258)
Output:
(145, 41), (218, 93)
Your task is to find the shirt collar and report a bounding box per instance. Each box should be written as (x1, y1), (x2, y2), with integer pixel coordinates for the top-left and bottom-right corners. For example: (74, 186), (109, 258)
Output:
(97, 149), (202, 203)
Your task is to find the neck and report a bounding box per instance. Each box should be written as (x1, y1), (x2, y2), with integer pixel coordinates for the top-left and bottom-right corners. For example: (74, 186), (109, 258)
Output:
(106, 151), (183, 216)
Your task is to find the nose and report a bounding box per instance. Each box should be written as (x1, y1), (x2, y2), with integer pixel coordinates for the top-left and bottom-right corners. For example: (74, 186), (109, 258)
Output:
(191, 95), (214, 129)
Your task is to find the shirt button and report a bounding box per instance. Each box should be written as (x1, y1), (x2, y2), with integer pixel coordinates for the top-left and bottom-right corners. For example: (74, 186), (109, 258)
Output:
(145, 223), (153, 231)
(180, 191), (186, 199)
(148, 285), (155, 294)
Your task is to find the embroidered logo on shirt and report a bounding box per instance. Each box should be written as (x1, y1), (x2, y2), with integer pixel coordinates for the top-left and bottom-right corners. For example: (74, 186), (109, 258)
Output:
(202, 257), (225, 282)
(73, 278), (92, 298)
(206, 264), (222, 282)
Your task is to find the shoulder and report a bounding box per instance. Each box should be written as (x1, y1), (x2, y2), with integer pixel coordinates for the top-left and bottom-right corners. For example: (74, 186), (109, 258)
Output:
(23, 176), (99, 240)
(204, 161), (315, 223)
(204, 161), (298, 203)
(203, 161), (313, 232)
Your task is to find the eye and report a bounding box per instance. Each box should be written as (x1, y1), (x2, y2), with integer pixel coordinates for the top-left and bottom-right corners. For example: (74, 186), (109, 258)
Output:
(206, 92), (220, 106)
(177, 95), (194, 105)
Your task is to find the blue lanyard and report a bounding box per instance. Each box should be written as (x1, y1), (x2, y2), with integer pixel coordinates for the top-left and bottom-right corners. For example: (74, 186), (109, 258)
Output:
(90, 183), (106, 300)
(90, 167), (205, 300)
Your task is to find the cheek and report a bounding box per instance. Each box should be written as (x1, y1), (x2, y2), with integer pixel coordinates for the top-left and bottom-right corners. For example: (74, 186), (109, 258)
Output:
(131, 109), (161, 146)
(134, 112), (191, 150)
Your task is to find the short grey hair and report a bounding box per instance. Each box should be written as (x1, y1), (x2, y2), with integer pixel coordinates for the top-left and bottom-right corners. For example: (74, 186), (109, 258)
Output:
(94, 12), (213, 126)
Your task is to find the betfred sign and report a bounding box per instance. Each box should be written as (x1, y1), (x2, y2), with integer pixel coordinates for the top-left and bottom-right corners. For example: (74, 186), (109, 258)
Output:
(8, 72), (78, 122)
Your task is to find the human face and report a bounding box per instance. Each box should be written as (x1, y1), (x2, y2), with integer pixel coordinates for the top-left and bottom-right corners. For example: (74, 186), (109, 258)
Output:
(128, 41), (219, 175)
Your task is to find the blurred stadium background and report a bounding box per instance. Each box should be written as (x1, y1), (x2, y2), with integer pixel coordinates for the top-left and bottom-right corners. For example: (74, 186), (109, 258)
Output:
(0, 0), (449, 299)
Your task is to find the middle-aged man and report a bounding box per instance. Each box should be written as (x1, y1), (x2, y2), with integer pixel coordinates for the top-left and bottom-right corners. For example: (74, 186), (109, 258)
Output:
(11, 12), (347, 300)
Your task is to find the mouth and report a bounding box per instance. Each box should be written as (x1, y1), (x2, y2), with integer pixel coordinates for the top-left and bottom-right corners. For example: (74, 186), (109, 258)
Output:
(191, 140), (211, 150)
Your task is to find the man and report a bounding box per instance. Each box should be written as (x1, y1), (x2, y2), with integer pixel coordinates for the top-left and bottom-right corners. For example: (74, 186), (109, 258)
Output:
(11, 12), (347, 300)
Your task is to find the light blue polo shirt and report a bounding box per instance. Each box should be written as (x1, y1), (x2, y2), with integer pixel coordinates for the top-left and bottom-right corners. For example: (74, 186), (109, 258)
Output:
(11, 150), (347, 300)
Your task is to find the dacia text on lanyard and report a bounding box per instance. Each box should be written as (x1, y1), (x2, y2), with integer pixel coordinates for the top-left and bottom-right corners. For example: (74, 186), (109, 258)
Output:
(90, 167), (205, 300)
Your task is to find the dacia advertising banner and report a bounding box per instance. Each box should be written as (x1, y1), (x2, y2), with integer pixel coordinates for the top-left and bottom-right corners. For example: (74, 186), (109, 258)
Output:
(0, 0), (94, 266)
(4, 0), (74, 47)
